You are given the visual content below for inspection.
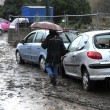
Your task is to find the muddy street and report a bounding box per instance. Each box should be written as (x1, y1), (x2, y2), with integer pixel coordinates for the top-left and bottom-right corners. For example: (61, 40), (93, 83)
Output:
(0, 33), (110, 110)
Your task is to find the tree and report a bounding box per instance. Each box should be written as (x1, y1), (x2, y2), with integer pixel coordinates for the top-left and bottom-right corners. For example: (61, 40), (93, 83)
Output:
(1, 0), (23, 20)
(0, 0), (37, 20)
(48, 0), (91, 25)
(1, 0), (91, 26)
(49, 0), (91, 15)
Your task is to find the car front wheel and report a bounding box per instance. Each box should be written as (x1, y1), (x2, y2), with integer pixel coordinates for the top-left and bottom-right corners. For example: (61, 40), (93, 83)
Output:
(82, 69), (94, 91)
(16, 51), (24, 64)
(39, 57), (46, 72)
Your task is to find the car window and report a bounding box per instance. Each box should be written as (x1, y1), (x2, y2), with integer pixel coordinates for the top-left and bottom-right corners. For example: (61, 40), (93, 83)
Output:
(26, 33), (35, 43)
(34, 32), (45, 43)
(78, 35), (89, 50)
(65, 32), (78, 42)
(68, 36), (82, 51)
(59, 32), (78, 43)
(59, 33), (69, 43)
(94, 34), (110, 49)
(0, 18), (8, 23)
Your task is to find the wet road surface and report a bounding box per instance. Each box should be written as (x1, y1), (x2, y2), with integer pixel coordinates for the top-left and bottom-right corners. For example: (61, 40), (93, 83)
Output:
(0, 33), (110, 110)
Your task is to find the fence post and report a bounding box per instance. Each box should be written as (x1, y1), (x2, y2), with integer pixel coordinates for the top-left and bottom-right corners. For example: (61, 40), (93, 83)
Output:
(66, 14), (68, 28)
(64, 15), (66, 28)
(17, 16), (20, 41)
(96, 11), (99, 30)
(64, 14), (68, 28)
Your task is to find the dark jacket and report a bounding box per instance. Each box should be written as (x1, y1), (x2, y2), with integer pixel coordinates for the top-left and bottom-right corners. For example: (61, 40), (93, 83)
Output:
(41, 32), (66, 64)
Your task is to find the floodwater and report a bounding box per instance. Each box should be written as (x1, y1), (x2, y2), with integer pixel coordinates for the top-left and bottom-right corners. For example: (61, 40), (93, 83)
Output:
(0, 33), (110, 110)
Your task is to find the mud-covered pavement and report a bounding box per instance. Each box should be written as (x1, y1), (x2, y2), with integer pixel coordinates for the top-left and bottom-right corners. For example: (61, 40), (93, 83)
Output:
(0, 33), (110, 110)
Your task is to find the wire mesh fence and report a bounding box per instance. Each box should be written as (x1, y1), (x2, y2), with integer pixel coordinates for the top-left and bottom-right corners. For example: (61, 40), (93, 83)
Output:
(8, 13), (110, 44)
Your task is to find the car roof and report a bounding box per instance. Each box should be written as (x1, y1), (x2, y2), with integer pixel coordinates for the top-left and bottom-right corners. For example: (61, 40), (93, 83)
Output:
(30, 29), (49, 35)
(31, 29), (49, 33)
(81, 30), (110, 37)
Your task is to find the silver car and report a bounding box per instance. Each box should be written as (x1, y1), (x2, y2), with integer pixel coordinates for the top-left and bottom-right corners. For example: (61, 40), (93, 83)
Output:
(62, 30), (110, 91)
(16, 29), (78, 71)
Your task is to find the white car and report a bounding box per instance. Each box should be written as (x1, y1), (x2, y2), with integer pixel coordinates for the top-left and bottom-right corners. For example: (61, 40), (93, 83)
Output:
(9, 18), (29, 29)
(62, 30), (110, 91)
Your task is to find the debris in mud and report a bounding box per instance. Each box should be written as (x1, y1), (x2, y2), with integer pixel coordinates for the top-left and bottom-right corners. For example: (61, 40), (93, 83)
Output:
(0, 33), (110, 110)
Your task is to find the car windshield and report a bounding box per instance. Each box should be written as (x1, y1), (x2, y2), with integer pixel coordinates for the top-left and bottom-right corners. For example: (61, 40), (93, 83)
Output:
(94, 34), (110, 49)
(0, 18), (8, 23)
(59, 32), (78, 43)
(65, 32), (78, 42)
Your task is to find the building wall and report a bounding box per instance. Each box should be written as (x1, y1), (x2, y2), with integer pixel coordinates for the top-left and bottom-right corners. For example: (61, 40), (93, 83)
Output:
(0, 0), (5, 5)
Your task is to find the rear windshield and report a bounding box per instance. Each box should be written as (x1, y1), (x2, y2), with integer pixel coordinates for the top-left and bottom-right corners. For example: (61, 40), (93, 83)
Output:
(65, 32), (78, 42)
(59, 32), (77, 43)
(94, 34), (110, 49)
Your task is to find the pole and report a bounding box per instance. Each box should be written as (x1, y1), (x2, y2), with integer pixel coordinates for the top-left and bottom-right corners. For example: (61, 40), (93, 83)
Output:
(36, 0), (37, 5)
(46, 0), (49, 20)
(96, 11), (99, 30)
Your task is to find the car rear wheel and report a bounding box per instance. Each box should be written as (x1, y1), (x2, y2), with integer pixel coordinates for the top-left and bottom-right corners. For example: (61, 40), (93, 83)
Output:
(16, 51), (24, 64)
(0, 29), (3, 35)
(82, 69), (94, 91)
(39, 57), (46, 72)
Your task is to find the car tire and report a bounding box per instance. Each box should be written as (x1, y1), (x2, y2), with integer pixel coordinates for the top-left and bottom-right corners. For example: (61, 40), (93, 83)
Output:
(82, 69), (94, 91)
(39, 57), (46, 72)
(16, 51), (24, 64)
(0, 29), (3, 35)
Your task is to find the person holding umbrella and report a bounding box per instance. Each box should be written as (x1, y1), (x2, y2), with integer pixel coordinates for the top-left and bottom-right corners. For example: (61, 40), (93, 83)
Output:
(41, 29), (66, 85)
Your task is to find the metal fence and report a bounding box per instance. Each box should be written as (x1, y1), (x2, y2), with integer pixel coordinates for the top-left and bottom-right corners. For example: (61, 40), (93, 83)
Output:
(8, 13), (110, 44)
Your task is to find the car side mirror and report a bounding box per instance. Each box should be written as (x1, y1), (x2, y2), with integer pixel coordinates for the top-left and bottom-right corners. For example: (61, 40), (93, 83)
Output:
(20, 39), (25, 44)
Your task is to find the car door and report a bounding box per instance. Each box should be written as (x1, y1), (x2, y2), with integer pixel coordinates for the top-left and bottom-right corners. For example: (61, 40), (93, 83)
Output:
(31, 31), (46, 63)
(59, 32), (70, 48)
(63, 35), (89, 78)
(63, 36), (82, 77)
(72, 35), (89, 74)
(59, 31), (78, 49)
(21, 32), (36, 61)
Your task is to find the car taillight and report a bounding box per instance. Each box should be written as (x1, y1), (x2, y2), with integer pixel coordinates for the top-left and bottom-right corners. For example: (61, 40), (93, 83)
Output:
(87, 51), (102, 59)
